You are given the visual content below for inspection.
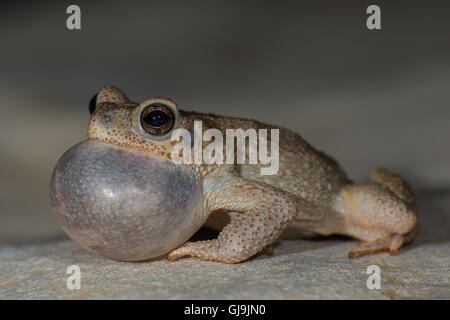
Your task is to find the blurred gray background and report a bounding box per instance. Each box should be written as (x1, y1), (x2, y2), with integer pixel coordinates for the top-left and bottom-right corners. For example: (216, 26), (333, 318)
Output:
(0, 1), (449, 256)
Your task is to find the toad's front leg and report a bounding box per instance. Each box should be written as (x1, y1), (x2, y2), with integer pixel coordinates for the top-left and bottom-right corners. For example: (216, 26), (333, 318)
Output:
(168, 176), (298, 263)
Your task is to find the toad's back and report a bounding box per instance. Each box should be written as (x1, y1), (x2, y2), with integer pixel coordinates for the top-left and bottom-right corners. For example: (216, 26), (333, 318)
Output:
(184, 111), (351, 205)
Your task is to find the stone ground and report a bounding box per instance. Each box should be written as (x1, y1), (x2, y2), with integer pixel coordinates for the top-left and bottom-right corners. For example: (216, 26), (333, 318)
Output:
(1, 1), (449, 299)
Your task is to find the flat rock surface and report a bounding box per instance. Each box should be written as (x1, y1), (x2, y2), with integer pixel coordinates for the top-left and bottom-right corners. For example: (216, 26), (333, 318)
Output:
(0, 231), (448, 299)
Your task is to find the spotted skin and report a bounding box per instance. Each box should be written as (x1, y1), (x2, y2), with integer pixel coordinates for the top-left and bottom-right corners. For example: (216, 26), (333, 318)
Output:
(168, 177), (297, 263)
(58, 86), (418, 263)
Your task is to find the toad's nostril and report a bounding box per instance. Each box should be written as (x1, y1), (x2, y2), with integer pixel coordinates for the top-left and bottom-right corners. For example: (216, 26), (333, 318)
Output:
(89, 94), (98, 115)
(100, 115), (112, 125)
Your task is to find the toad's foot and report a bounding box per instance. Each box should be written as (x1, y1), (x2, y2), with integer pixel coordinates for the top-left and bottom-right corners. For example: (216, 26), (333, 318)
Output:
(334, 168), (418, 258)
(348, 234), (404, 258)
(168, 177), (297, 263)
(168, 241), (275, 263)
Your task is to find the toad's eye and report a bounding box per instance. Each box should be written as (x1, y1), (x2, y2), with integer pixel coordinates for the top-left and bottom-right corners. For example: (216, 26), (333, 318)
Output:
(89, 94), (98, 115)
(140, 103), (175, 136)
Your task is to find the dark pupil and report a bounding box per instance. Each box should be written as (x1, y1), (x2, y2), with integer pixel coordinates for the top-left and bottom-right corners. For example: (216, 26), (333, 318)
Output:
(144, 110), (169, 127)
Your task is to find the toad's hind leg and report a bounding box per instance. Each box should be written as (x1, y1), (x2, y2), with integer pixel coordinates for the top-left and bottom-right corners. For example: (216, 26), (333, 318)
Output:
(333, 168), (418, 258)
